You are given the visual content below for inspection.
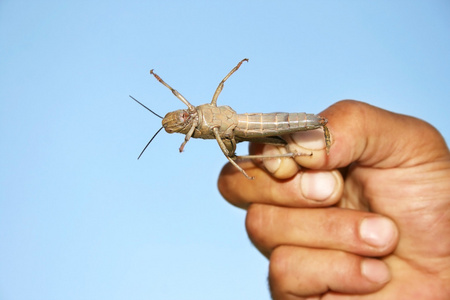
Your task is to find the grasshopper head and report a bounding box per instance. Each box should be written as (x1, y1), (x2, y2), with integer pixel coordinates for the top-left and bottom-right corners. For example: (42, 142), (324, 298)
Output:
(162, 109), (195, 134)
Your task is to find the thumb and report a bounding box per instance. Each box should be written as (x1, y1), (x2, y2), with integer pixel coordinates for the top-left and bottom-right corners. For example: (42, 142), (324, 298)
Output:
(261, 100), (448, 174)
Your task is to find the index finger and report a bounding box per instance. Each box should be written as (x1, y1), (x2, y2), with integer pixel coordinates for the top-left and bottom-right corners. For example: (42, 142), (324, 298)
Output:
(218, 160), (343, 209)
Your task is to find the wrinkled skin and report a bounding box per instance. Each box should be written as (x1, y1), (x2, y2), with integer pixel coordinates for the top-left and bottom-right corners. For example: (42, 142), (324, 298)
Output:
(218, 100), (450, 299)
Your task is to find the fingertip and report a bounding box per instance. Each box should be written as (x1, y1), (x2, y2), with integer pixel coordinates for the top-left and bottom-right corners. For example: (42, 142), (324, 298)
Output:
(283, 129), (332, 169)
(261, 145), (299, 179)
(359, 216), (399, 252)
(300, 170), (343, 203)
(248, 143), (300, 179)
(361, 258), (391, 284)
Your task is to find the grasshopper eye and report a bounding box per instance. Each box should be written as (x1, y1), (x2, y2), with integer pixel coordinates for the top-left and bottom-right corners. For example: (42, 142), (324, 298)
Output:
(181, 111), (190, 121)
(162, 109), (191, 134)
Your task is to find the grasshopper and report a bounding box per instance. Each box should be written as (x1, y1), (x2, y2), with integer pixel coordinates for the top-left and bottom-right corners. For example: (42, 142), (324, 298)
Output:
(131, 58), (330, 179)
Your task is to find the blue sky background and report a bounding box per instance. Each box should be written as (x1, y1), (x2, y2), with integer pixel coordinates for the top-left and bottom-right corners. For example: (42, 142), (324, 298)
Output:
(1, 1), (449, 300)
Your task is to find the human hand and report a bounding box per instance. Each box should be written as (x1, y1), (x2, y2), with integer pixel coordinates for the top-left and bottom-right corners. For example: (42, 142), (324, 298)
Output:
(218, 100), (450, 299)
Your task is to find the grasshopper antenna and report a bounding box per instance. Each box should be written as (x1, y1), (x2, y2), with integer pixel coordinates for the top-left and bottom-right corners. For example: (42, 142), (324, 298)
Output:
(137, 126), (164, 159)
(129, 95), (164, 159)
(129, 95), (163, 119)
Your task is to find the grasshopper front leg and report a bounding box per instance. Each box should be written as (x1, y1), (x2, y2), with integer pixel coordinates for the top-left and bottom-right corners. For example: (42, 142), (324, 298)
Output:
(179, 119), (198, 152)
(212, 127), (254, 180)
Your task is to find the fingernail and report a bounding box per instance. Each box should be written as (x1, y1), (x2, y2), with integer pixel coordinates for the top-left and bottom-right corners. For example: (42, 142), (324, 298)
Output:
(291, 129), (326, 150)
(300, 171), (336, 201)
(361, 259), (390, 284)
(262, 145), (282, 173)
(359, 217), (396, 248)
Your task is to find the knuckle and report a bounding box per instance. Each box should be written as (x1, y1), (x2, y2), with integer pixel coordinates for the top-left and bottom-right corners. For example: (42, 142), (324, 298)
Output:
(245, 204), (267, 243)
(269, 246), (291, 279)
(268, 246), (293, 294)
(331, 99), (368, 118)
(245, 204), (281, 251)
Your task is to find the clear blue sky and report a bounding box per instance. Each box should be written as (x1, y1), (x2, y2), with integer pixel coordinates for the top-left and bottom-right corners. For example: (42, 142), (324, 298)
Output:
(1, 1), (449, 300)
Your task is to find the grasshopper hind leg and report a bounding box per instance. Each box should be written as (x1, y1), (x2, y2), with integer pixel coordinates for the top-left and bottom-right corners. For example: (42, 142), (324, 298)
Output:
(212, 127), (254, 180)
(235, 151), (312, 160)
(225, 156), (255, 180)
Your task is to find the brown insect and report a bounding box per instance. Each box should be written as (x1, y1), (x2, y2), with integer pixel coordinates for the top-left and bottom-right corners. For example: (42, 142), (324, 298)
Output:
(131, 58), (330, 179)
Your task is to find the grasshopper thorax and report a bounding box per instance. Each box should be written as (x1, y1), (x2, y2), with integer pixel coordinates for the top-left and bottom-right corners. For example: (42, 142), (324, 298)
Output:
(162, 109), (197, 134)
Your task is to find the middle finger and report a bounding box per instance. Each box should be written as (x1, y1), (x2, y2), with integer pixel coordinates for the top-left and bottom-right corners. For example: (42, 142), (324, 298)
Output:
(246, 204), (398, 258)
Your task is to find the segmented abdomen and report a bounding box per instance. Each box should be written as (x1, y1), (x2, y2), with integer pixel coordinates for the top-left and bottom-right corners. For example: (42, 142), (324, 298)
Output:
(234, 112), (327, 138)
